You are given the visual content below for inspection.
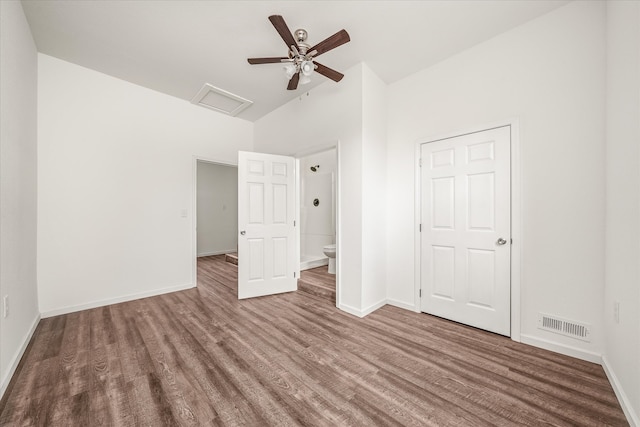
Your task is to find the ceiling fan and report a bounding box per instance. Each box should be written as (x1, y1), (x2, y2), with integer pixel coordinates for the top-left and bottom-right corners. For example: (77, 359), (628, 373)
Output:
(248, 15), (350, 90)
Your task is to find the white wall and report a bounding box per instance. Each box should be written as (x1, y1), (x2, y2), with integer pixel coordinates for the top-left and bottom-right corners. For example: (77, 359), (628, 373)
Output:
(254, 64), (367, 314)
(38, 54), (253, 316)
(255, 63), (388, 316)
(0, 1), (40, 398)
(361, 65), (388, 311)
(604, 1), (640, 424)
(387, 1), (606, 359)
(300, 149), (336, 260)
(196, 162), (238, 257)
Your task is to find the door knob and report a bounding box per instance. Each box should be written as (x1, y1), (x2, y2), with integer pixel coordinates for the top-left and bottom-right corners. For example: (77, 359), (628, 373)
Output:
(496, 238), (507, 245)
(240, 230), (246, 235)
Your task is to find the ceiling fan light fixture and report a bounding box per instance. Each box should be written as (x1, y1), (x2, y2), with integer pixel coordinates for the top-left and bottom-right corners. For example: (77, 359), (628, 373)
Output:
(283, 63), (297, 79)
(300, 74), (311, 85)
(301, 60), (314, 76)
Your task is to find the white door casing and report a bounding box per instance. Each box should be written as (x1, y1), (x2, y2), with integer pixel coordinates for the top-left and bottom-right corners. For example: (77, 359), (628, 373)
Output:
(420, 126), (511, 336)
(238, 151), (296, 299)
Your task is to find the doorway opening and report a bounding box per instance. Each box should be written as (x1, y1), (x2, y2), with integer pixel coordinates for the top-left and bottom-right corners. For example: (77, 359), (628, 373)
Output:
(296, 146), (339, 306)
(193, 158), (238, 287)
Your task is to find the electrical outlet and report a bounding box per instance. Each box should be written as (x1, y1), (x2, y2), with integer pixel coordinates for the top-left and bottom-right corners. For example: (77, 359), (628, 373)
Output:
(2, 295), (8, 318)
(613, 301), (620, 324)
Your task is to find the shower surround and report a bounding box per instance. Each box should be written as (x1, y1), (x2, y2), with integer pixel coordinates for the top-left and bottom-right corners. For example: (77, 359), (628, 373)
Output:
(300, 149), (336, 270)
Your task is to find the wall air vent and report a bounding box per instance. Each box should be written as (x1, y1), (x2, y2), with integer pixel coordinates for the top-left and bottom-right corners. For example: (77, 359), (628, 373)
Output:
(191, 83), (253, 117)
(538, 313), (591, 342)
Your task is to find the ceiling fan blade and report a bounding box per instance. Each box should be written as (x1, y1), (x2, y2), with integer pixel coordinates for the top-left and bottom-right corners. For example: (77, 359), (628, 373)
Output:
(287, 73), (300, 91)
(247, 57), (289, 64)
(309, 29), (350, 57)
(313, 62), (344, 82)
(268, 15), (297, 51)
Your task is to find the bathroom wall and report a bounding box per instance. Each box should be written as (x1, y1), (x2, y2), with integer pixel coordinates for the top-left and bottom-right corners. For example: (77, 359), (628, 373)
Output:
(300, 149), (336, 265)
(196, 161), (238, 257)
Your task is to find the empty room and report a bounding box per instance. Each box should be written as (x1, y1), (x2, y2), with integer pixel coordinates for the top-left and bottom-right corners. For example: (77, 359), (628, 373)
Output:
(1, 0), (638, 425)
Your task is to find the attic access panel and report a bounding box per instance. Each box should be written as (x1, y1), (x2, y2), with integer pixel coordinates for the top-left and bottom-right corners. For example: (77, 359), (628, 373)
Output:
(191, 83), (253, 116)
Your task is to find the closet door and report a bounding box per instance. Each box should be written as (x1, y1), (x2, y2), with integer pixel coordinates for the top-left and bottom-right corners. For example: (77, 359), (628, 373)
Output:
(420, 126), (511, 336)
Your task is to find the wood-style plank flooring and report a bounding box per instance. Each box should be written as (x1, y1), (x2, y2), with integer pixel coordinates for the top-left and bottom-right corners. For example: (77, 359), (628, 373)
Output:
(0, 255), (628, 426)
(299, 266), (336, 304)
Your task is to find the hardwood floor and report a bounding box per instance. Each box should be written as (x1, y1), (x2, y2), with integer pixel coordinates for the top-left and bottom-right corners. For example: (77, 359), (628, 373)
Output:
(299, 266), (336, 304)
(0, 255), (628, 426)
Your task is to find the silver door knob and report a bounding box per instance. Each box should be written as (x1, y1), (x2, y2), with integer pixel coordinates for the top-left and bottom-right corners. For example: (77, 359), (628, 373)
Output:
(496, 238), (507, 245)
(240, 230), (246, 235)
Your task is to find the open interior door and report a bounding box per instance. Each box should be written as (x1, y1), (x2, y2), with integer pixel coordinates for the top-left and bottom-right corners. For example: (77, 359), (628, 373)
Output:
(238, 151), (296, 299)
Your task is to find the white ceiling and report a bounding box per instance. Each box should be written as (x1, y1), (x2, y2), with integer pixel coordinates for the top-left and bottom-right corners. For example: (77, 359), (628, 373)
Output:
(21, 0), (569, 122)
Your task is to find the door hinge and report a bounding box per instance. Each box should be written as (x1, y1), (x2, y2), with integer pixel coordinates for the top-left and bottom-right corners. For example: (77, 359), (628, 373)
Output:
(294, 272), (296, 278)
(419, 224), (422, 232)
(419, 158), (422, 167)
(294, 220), (296, 227)
(511, 238), (513, 244)
(419, 289), (422, 297)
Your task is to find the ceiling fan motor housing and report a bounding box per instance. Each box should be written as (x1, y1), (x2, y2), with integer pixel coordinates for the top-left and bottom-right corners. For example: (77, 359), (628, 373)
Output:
(293, 29), (311, 55)
(295, 29), (308, 42)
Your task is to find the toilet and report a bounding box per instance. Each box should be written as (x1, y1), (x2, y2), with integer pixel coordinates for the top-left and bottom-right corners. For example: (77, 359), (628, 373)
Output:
(323, 244), (336, 275)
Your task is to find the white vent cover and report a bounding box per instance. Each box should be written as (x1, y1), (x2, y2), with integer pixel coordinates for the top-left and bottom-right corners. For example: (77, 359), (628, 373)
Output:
(191, 83), (253, 117)
(538, 313), (591, 342)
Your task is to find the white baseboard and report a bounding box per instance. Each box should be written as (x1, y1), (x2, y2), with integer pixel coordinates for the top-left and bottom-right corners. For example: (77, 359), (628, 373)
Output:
(361, 300), (387, 316)
(339, 300), (386, 318)
(0, 313), (40, 400)
(197, 249), (236, 257)
(300, 258), (329, 271)
(40, 283), (195, 318)
(602, 355), (639, 427)
(386, 298), (418, 312)
(338, 303), (366, 318)
(519, 333), (601, 363)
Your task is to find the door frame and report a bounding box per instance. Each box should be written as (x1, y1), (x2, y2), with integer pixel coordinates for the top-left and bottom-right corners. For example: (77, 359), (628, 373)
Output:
(293, 141), (341, 308)
(414, 119), (522, 342)
(191, 155), (238, 289)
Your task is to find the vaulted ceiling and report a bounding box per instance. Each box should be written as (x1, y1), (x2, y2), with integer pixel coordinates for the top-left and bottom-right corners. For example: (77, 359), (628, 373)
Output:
(21, 0), (569, 121)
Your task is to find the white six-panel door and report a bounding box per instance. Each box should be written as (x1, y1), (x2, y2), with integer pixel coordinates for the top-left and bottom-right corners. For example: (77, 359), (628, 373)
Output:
(420, 126), (511, 336)
(238, 151), (296, 299)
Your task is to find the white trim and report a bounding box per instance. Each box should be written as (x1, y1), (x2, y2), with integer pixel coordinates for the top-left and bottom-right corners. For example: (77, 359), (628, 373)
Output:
(40, 283), (195, 318)
(602, 355), (640, 427)
(519, 333), (601, 364)
(414, 118), (522, 341)
(414, 143), (422, 314)
(339, 299), (386, 318)
(192, 156), (238, 291)
(300, 258), (329, 271)
(339, 303), (366, 318)
(294, 158), (301, 286)
(386, 298), (417, 312)
(0, 313), (40, 400)
(197, 249), (237, 257)
(509, 120), (522, 342)
(335, 143), (341, 310)
(362, 300), (387, 317)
